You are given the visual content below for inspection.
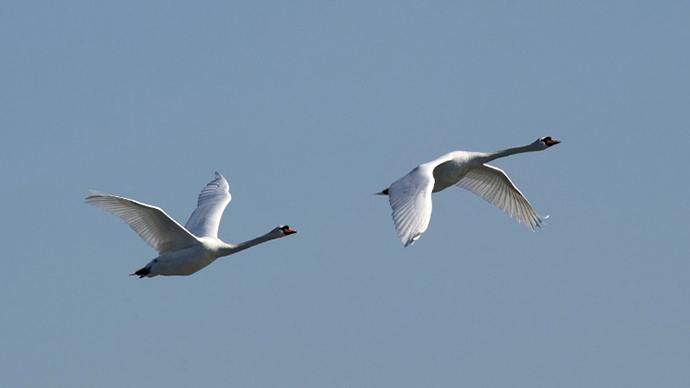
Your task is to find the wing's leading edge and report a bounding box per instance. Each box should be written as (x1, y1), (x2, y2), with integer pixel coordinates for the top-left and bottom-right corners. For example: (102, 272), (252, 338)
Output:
(184, 172), (232, 238)
(86, 192), (199, 253)
(456, 164), (543, 230)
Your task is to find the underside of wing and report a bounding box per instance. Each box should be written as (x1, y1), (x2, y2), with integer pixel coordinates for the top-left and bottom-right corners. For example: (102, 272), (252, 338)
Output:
(387, 166), (435, 247)
(456, 164), (543, 230)
(86, 192), (200, 253)
(184, 172), (232, 238)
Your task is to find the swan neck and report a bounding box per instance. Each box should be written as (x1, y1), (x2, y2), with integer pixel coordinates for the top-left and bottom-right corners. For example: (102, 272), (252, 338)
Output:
(218, 232), (279, 256)
(479, 143), (538, 163)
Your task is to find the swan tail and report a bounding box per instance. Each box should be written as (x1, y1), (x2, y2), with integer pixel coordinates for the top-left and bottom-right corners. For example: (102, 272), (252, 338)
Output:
(131, 266), (151, 278)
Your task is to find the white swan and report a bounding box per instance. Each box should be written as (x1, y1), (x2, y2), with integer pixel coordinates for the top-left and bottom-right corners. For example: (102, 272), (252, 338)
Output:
(86, 172), (296, 277)
(378, 136), (560, 247)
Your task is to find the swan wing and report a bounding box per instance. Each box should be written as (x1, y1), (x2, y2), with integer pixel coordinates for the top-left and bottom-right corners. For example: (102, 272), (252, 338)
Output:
(86, 192), (200, 253)
(387, 165), (436, 247)
(184, 172), (232, 238)
(456, 164), (543, 230)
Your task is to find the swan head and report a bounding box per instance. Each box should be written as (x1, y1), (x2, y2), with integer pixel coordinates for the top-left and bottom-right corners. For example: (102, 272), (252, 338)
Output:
(275, 225), (297, 236)
(536, 136), (560, 149)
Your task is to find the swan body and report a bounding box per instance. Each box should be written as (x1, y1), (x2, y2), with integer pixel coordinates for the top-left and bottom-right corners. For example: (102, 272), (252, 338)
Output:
(378, 136), (560, 247)
(86, 172), (296, 277)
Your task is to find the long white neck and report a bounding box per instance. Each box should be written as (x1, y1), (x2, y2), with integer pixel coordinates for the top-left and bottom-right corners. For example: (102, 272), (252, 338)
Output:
(218, 231), (282, 257)
(475, 142), (542, 164)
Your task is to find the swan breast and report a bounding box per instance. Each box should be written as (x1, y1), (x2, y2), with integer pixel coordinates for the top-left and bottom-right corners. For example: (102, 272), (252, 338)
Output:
(431, 152), (480, 192)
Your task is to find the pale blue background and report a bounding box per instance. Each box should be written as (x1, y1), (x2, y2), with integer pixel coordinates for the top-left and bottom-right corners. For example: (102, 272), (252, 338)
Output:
(2, 1), (689, 387)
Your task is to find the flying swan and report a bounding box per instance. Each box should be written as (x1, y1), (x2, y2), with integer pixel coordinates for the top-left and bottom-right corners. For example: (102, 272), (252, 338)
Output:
(86, 172), (296, 277)
(378, 136), (560, 246)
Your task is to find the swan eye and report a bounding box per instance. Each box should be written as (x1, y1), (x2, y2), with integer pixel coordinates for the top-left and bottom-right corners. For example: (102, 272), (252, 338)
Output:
(542, 136), (551, 142)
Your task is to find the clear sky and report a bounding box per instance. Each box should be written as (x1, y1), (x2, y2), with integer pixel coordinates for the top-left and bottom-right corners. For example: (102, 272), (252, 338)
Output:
(2, 1), (689, 387)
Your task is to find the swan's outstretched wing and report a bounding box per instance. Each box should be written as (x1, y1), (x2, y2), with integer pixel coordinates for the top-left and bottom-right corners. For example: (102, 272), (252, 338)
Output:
(86, 192), (200, 254)
(456, 164), (543, 230)
(184, 172), (232, 238)
(387, 165), (436, 247)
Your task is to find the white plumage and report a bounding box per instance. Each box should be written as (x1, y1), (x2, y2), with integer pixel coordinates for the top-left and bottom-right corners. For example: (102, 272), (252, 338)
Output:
(379, 136), (560, 246)
(86, 172), (296, 277)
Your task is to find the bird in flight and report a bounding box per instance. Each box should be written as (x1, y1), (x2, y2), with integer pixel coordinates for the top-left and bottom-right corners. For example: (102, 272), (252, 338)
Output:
(86, 172), (296, 277)
(378, 136), (560, 246)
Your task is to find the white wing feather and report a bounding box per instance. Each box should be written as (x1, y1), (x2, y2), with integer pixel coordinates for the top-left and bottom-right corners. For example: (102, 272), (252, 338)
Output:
(456, 164), (543, 230)
(387, 165), (435, 247)
(85, 192), (199, 254)
(184, 172), (232, 238)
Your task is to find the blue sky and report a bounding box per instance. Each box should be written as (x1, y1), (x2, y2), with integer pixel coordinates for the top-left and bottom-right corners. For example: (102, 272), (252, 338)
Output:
(2, 1), (689, 387)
